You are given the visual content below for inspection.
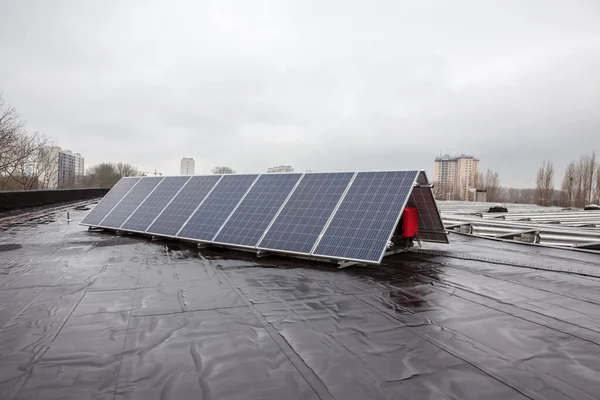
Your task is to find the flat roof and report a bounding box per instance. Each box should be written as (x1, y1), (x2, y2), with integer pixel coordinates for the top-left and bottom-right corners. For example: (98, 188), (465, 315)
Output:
(1, 201), (600, 399)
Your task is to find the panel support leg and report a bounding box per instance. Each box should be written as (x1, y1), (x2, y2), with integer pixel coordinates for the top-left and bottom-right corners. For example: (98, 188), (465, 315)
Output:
(256, 250), (270, 258)
(337, 260), (366, 269)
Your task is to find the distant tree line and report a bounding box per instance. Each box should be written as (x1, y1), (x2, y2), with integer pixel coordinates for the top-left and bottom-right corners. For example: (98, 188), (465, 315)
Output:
(0, 93), (143, 191)
(560, 152), (599, 207)
(211, 166), (236, 174)
(535, 161), (555, 206)
(434, 154), (599, 207)
(84, 162), (140, 188)
(0, 94), (54, 190)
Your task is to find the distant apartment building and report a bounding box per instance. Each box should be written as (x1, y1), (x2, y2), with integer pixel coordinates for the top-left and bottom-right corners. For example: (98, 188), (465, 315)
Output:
(434, 154), (479, 200)
(267, 165), (294, 173)
(39, 147), (85, 189)
(180, 157), (195, 175)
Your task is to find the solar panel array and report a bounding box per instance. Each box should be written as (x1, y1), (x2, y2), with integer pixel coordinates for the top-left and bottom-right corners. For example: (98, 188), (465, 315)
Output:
(178, 174), (258, 241)
(81, 170), (448, 264)
(312, 171), (419, 263)
(121, 176), (191, 232)
(98, 177), (163, 229)
(81, 177), (140, 226)
(257, 172), (354, 254)
(214, 173), (302, 247)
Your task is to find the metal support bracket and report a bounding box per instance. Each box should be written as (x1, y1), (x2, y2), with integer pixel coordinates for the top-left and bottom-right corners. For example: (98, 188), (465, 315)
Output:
(256, 250), (271, 258)
(495, 229), (540, 243)
(445, 222), (473, 234)
(337, 260), (364, 269)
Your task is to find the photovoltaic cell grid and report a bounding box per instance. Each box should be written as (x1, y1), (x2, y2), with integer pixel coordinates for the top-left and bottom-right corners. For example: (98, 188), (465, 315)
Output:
(213, 173), (302, 247)
(81, 177), (140, 226)
(82, 170), (445, 264)
(407, 186), (449, 243)
(98, 177), (164, 229)
(313, 170), (419, 263)
(146, 175), (221, 237)
(257, 172), (354, 254)
(177, 174), (258, 241)
(120, 176), (191, 232)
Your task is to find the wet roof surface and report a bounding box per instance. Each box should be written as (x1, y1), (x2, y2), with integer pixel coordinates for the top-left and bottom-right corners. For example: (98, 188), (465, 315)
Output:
(1, 204), (600, 400)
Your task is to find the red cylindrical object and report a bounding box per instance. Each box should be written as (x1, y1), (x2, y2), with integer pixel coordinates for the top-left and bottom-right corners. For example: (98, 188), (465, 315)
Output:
(401, 207), (419, 238)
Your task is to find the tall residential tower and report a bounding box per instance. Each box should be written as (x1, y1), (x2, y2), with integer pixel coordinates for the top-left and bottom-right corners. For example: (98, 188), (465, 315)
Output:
(180, 157), (195, 175)
(434, 154), (479, 200)
(39, 147), (85, 189)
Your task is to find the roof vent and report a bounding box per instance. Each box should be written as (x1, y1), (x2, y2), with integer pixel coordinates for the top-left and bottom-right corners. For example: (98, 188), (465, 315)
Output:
(488, 204), (508, 213)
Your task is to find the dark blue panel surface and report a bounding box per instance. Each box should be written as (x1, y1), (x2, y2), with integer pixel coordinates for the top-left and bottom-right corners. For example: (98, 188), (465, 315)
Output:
(98, 177), (163, 229)
(313, 171), (418, 263)
(213, 173), (302, 247)
(177, 174), (258, 241)
(81, 177), (140, 226)
(257, 172), (354, 254)
(146, 175), (221, 237)
(120, 176), (191, 232)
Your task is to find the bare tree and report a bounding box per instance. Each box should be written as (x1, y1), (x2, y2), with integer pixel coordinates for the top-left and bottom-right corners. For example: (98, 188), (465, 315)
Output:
(0, 94), (25, 185)
(535, 161), (554, 206)
(433, 180), (454, 200)
(8, 133), (54, 189)
(432, 180), (444, 199)
(479, 168), (501, 202)
(115, 162), (140, 178)
(561, 162), (576, 207)
(589, 152), (596, 204)
(85, 162), (140, 188)
(211, 166), (236, 174)
(572, 153), (597, 207)
(594, 164), (600, 205)
(0, 94), (57, 190)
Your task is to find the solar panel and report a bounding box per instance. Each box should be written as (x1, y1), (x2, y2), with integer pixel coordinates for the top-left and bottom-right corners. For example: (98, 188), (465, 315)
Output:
(177, 174), (259, 241)
(313, 171), (419, 263)
(82, 169), (447, 265)
(213, 173), (302, 247)
(407, 186), (449, 243)
(146, 175), (221, 237)
(81, 177), (140, 226)
(98, 177), (164, 229)
(257, 172), (354, 254)
(120, 176), (191, 232)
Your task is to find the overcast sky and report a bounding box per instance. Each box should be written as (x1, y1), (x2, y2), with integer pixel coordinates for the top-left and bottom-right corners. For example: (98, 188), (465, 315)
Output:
(1, 0), (599, 187)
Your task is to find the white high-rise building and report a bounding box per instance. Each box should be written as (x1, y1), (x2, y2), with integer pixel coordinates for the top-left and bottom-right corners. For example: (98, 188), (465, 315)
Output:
(39, 147), (85, 189)
(267, 165), (294, 173)
(180, 157), (195, 175)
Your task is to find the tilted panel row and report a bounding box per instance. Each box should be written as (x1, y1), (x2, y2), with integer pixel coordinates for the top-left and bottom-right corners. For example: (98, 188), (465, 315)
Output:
(82, 170), (427, 264)
(98, 176), (164, 229)
(147, 175), (222, 237)
(213, 173), (303, 247)
(80, 177), (140, 226)
(177, 174), (259, 241)
(257, 172), (355, 254)
(313, 171), (419, 263)
(121, 176), (191, 233)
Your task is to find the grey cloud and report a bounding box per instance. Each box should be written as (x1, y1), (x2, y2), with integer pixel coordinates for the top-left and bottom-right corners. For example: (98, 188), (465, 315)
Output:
(1, 0), (600, 186)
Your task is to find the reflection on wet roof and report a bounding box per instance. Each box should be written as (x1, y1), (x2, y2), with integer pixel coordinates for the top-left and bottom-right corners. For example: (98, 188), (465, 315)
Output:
(1, 202), (600, 399)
